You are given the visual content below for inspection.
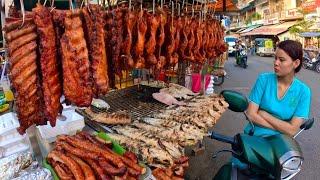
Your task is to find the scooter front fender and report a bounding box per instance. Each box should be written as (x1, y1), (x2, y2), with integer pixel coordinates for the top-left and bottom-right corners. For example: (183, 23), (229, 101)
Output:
(213, 162), (233, 180)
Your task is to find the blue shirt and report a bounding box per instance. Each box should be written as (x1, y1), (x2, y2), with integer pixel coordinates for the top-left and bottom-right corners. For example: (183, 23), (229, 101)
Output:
(244, 73), (311, 137)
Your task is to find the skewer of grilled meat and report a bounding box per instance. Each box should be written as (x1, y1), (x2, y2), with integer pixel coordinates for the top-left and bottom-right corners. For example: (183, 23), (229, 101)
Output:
(82, 5), (109, 97)
(4, 18), (45, 134)
(145, 12), (160, 66)
(134, 9), (147, 69)
(60, 10), (92, 106)
(33, 4), (62, 127)
(121, 9), (136, 69)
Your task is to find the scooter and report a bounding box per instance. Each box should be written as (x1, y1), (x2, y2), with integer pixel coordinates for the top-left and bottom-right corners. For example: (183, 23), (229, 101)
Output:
(210, 90), (314, 180)
(302, 51), (320, 73)
(235, 47), (248, 69)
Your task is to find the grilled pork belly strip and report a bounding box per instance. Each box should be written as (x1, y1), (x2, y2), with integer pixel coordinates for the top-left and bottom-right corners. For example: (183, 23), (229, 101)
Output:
(60, 9), (92, 106)
(33, 4), (62, 126)
(4, 18), (44, 134)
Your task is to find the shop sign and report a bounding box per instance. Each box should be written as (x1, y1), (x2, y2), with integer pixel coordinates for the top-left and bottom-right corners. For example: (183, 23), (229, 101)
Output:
(264, 17), (279, 25)
(302, 0), (317, 13)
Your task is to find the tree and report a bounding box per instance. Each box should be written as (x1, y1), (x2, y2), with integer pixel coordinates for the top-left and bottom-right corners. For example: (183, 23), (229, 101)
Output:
(289, 19), (315, 36)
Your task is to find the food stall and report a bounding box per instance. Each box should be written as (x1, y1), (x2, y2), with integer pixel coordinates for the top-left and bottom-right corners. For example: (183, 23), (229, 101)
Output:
(0, 0), (229, 179)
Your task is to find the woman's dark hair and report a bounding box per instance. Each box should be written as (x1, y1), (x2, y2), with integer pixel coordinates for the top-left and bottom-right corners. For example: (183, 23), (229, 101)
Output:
(277, 40), (303, 73)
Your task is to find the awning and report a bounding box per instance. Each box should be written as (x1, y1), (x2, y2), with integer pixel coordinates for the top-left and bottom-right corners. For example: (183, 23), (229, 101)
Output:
(239, 25), (262, 33)
(299, 32), (320, 37)
(241, 21), (298, 36)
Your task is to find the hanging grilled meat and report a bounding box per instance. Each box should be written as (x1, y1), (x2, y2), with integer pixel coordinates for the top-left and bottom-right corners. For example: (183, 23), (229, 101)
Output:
(110, 8), (124, 76)
(121, 9), (136, 69)
(179, 16), (189, 61)
(60, 10), (92, 106)
(105, 10), (115, 88)
(193, 20), (204, 63)
(164, 16), (177, 65)
(82, 5), (109, 97)
(33, 4), (62, 127)
(185, 18), (196, 62)
(134, 9), (147, 69)
(200, 21), (208, 59)
(4, 18), (45, 134)
(171, 16), (183, 65)
(156, 9), (167, 70)
(145, 12), (160, 66)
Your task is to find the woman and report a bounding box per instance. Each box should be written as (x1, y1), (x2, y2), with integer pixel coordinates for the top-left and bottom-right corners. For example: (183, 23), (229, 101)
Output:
(246, 40), (311, 137)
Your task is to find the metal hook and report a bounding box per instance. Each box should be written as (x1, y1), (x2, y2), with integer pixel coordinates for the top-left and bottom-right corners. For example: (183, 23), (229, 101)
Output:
(69, 0), (74, 12)
(86, 0), (91, 13)
(80, 0), (85, 8)
(51, 0), (55, 7)
(129, 0), (131, 10)
(160, 0), (163, 9)
(181, 0), (185, 13)
(19, 0), (25, 29)
(44, 0), (49, 6)
(152, 0), (155, 14)
(178, 3), (180, 16)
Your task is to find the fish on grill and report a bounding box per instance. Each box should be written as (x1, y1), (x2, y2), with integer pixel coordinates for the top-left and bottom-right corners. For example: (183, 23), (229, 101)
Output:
(60, 10), (93, 106)
(33, 4), (62, 127)
(4, 18), (44, 134)
(82, 5), (109, 97)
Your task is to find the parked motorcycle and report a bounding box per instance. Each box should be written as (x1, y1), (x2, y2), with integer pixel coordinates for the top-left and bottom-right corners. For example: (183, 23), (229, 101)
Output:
(235, 47), (248, 69)
(210, 90), (314, 180)
(302, 51), (320, 73)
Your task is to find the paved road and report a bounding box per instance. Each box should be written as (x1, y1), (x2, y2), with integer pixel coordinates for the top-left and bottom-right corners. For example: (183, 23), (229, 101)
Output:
(185, 55), (320, 180)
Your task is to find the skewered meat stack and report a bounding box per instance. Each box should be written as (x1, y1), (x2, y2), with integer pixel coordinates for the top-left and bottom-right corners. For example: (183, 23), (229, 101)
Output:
(82, 5), (109, 97)
(47, 132), (146, 180)
(60, 10), (93, 106)
(134, 9), (147, 69)
(145, 11), (160, 66)
(4, 18), (45, 134)
(33, 4), (62, 127)
(121, 9), (136, 69)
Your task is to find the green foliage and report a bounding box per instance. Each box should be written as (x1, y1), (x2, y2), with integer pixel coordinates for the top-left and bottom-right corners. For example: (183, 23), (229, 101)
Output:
(289, 20), (315, 35)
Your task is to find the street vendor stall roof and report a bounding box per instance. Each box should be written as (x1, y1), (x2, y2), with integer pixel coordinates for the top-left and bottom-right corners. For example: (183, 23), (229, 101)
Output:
(300, 32), (320, 37)
(241, 21), (298, 36)
(239, 24), (262, 34)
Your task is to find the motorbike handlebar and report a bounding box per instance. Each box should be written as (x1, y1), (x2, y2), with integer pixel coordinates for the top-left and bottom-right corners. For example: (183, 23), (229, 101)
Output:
(208, 131), (235, 145)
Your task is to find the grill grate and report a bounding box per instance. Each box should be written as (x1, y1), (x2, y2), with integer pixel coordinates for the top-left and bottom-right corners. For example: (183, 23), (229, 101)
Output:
(76, 85), (168, 132)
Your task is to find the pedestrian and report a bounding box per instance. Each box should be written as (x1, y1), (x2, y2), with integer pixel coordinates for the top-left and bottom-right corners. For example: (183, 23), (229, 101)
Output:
(246, 40), (311, 137)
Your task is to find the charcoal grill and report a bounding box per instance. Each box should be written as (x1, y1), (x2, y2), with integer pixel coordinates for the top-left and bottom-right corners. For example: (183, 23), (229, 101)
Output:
(77, 85), (168, 133)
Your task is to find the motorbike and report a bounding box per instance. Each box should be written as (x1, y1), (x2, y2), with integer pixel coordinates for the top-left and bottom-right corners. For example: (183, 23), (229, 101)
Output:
(302, 51), (320, 73)
(210, 90), (314, 180)
(235, 46), (248, 69)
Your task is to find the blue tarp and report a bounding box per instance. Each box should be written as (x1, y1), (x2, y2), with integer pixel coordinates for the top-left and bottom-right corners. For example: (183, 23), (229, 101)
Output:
(300, 32), (320, 37)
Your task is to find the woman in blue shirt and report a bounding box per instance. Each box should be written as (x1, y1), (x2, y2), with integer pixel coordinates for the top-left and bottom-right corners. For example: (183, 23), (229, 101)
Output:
(246, 40), (311, 137)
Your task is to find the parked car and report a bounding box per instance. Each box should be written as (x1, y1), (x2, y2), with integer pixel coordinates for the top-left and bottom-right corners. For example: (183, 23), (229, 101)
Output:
(255, 38), (274, 56)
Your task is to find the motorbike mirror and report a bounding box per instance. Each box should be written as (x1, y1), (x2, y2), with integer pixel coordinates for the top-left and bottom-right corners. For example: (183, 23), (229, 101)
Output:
(300, 118), (314, 130)
(220, 90), (248, 112)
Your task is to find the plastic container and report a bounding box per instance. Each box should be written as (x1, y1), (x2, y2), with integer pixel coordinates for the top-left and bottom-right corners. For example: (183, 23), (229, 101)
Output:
(0, 112), (32, 158)
(36, 109), (85, 157)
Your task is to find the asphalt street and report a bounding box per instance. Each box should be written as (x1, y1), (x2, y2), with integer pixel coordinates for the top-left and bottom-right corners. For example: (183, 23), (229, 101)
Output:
(185, 55), (320, 180)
